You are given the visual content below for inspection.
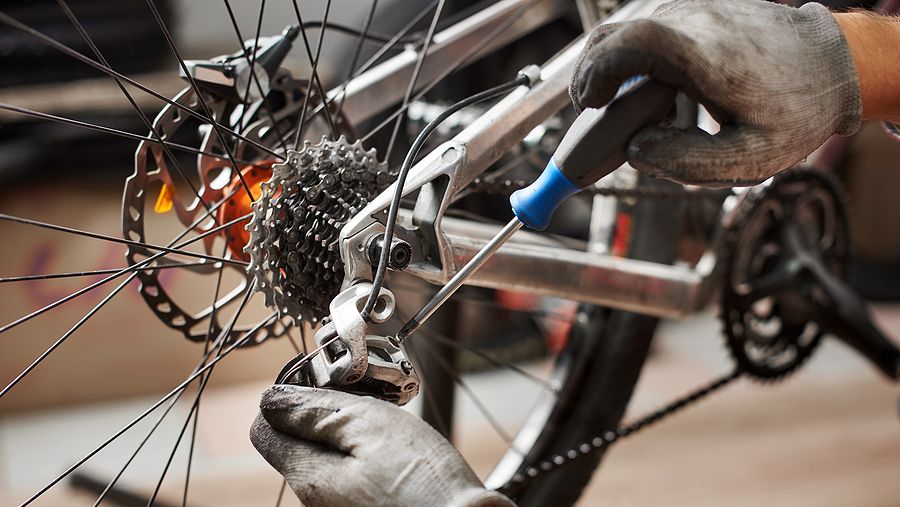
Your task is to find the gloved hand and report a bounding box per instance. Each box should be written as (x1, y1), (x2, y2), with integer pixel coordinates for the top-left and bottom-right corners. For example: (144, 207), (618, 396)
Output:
(570, 0), (861, 186)
(250, 385), (514, 507)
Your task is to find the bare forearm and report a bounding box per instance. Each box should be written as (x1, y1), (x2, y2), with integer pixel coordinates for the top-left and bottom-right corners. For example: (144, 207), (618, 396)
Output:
(835, 11), (900, 123)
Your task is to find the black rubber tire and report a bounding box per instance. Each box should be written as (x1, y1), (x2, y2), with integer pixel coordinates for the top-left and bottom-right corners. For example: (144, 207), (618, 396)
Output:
(510, 174), (687, 506)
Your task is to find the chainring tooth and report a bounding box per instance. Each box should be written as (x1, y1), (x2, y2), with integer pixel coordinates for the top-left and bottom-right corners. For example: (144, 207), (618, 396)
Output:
(247, 136), (390, 323)
(719, 168), (850, 381)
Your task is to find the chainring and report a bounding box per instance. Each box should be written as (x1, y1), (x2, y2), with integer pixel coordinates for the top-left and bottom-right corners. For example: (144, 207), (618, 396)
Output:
(720, 169), (850, 380)
(246, 136), (391, 323)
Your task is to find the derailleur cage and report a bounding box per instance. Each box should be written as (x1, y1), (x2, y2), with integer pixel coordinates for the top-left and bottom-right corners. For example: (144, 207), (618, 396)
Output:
(281, 283), (420, 405)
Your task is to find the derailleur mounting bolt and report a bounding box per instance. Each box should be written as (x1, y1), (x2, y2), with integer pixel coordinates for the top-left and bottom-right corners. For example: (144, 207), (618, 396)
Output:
(367, 236), (413, 271)
(400, 360), (413, 375)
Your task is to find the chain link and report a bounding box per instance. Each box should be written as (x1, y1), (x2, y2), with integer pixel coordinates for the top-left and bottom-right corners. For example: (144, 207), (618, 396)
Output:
(498, 369), (743, 495)
(460, 176), (735, 493)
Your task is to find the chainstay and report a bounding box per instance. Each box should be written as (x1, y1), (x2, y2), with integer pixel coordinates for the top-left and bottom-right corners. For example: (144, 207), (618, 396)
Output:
(498, 368), (743, 496)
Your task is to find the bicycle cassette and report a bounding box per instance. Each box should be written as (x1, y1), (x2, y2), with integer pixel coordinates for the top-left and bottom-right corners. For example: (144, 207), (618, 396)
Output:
(719, 169), (850, 380)
(246, 136), (391, 323)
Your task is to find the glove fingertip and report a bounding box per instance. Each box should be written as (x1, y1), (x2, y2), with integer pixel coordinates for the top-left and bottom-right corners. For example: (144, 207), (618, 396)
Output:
(259, 384), (305, 411)
(626, 127), (675, 170)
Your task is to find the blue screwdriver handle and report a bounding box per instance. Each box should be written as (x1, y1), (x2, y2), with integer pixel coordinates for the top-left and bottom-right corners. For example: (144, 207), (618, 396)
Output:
(510, 79), (676, 230)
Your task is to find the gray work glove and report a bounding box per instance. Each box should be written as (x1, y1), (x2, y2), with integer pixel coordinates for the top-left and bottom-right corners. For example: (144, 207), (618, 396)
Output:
(570, 0), (861, 186)
(250, 385), (514, 507)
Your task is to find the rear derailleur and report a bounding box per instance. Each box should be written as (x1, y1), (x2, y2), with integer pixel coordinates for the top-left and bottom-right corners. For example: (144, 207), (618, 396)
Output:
(277, 282), (420, 405)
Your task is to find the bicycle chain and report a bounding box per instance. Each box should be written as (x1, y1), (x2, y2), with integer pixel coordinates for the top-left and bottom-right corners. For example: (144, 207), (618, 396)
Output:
(495, 170), (845, 495)
(498, 369), (743, 496)
(464, 174), (736, 494)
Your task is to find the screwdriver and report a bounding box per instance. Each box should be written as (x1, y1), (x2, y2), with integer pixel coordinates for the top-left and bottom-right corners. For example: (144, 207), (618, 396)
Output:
(396, 78), (676, 341)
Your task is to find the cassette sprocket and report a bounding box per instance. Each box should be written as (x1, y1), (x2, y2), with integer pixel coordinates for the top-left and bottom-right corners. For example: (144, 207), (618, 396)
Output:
(246, 136), (391, 323)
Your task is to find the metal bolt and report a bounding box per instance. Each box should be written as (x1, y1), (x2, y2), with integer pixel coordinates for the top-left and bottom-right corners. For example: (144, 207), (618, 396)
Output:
(400, 360), (413, 375)
(367, 236), (412, 271)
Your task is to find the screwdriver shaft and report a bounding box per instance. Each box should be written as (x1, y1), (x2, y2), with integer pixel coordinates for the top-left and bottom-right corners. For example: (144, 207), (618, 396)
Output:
(397, 217), (523, 341)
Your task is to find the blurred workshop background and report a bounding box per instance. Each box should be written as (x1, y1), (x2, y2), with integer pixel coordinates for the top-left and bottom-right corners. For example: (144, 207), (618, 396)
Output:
(0, 0), (898, 505)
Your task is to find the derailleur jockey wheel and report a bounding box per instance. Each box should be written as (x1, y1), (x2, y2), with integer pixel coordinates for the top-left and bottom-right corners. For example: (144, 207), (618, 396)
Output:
(720, 169), (850, 380)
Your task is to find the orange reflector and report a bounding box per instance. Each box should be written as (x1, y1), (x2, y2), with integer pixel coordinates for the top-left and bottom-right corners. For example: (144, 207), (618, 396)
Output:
(154, 183), (174, 213)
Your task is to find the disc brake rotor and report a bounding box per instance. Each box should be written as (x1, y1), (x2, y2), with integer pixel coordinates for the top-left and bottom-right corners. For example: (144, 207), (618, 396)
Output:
(123, 65), (351, 346)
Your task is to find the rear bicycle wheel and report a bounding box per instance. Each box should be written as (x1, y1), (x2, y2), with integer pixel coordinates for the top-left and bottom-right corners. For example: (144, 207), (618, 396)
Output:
(1, 0), (685, 504)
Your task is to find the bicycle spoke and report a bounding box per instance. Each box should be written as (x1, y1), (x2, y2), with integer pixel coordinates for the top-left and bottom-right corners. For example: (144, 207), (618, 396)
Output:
(334, 0), (378, 115)
(275, 479), (288, 507)
(0, 11), (284, 162)
(222, 0), (290, 155)
(146, 331), (229, 505)
(0, 213), (247, 267)
(20, 301), (273, 505)
(291, 0), (337, 149)
(383, 0), (446, 162)
(285, 326), (304, 355)
(0, 103), (256, 164)
(361, 0), (537, 145)
(181, 405), (200, 507)
(0, 261), (207, 283)
(92, 342), (222, 506)
(308, 1), (437, 129)
(181, 237), (231, 506)
(0, 206), (247, 336)
(145, 0), (255, 198)
(93, 241), (233, 506)
(0, 270), (140, 398)
(56, 0), (215, 215)
(418, 337), (519, 451)
(404, 339), (453, 438)
(418, 325), (557, 394)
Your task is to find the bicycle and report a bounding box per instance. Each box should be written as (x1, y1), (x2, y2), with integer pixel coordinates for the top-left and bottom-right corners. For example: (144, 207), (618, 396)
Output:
(0, 0), (897, 505)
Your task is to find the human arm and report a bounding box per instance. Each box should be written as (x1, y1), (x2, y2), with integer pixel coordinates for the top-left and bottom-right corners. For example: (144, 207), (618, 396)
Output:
(834, 10), (900, 124)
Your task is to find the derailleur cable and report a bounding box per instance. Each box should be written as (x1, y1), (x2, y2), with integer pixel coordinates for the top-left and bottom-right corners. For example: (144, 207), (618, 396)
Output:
(362, 71), (533, 318)
(275, 71), (532, 384)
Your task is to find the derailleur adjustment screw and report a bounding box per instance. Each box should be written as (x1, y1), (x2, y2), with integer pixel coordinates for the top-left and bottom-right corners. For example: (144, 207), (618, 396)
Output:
(366, 236), (413, 271)
(400, 360), (413, 375)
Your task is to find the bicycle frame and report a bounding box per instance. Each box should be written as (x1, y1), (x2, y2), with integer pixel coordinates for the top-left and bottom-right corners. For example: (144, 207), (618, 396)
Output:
(332, 0), (722, 320)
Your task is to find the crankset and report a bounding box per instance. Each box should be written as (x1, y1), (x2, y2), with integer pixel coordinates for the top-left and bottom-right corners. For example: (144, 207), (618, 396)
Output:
(500, 169), (900, 495)
(721, 169), (900, 381)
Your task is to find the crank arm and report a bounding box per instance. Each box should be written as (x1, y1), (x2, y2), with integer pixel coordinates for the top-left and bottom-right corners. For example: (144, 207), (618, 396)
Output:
(781, 224), (900, 380)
